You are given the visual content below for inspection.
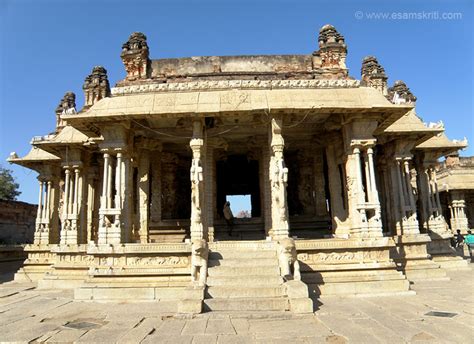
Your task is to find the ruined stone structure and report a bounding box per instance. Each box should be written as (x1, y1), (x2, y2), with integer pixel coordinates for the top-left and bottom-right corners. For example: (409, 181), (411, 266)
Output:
(0, 200), (36, 244)
(437, 155), (474, 234)
(7, 26), (470, 313)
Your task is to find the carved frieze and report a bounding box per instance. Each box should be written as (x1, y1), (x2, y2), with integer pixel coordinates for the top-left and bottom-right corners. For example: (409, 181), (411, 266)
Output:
(297, 249), (387, 264)
(111, 79), (360, 96)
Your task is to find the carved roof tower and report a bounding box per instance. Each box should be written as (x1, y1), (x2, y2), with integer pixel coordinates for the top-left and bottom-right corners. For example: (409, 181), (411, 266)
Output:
(120, 32), (150, 81)
(361, 56), (388, 96)
(387, 80), (417, 105)
(83, 66), (111, 109)
(316, 24), (348, 76)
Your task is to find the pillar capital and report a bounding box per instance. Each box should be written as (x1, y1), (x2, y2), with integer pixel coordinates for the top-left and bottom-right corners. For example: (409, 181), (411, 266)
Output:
(349, 139), (377, 150)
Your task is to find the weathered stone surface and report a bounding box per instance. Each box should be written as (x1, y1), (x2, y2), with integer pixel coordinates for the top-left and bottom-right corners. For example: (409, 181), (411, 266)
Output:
(0, 200), (36, 245)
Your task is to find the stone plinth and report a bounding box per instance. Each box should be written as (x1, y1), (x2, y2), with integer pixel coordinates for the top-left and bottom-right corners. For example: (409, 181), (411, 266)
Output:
(427, 232), (469, 270)
(38, 244), (92, 289)
(391, 234), (448, 281)
(295, 238), (412, 297)
(14, 244), (55, 282)
(74, 243), (192, 301)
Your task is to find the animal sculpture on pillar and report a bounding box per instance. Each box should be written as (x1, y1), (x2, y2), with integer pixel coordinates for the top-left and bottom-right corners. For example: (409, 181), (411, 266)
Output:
(191, 239), (208, 286)
(190, 153), (204, 234)
(271, 149), (289, 222)
(278, 237), (301, 281)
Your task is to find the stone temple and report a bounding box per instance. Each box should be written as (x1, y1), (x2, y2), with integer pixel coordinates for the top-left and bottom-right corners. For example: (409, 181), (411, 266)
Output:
(7, 25), (470, 313)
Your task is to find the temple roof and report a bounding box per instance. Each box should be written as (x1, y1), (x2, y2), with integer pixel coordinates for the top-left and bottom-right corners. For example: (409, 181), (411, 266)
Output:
(383, 109), (442, 135)
(42, 126), (90, 145)
(65, 86), (412, 123)
(437, 156), (474, 191)
(415, 133), (468, 156)
(7, 147), (60, 169)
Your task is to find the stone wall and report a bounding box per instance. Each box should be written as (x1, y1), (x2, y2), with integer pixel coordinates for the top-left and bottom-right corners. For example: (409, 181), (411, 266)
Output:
(0, 200), (36, 244)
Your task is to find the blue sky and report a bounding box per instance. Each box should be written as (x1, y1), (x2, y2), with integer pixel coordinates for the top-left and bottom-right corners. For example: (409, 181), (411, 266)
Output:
(0, 0), (472, 211)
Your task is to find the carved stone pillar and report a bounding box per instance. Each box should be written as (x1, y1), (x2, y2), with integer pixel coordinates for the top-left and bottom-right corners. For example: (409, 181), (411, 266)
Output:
(269, 117), (289, 240)
(205, 143), (215, 242)
(150, 149), (162, 224)
(138, 148), (150, 243)
(190, 120), (205, 241)
(326, 143), (349, 237)
(34, 178), (50, 245)
(390, 157), (419, 236)
(414, 153), (450, 234)
(60, 164), (84, 245)
(449, 191), (469, 233)
(345, 140), (382, 238)
(98, 150), (122, 245)
(86, 168), (98, 243)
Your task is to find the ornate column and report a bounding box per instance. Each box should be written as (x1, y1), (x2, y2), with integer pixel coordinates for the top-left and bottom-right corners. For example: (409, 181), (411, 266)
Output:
(269, 117), (289, 240)
(449, 191), (469, 233)
(150, 148), (162, 225)
(325, 143), (349, 237)
(33, 168), (60, 245)
(86, 168), (98, 243)
(391, 157), (419, 235)
(60, 164), (84, 245)
(138, 149), (150, 243)
(190, 120), (205, 241)
(413, 152), (466, 269)
(98, 150), (122, 245)
(205, 142), (215, 242)
(33, 178), (46, 244)
(345, 140), (382, 237)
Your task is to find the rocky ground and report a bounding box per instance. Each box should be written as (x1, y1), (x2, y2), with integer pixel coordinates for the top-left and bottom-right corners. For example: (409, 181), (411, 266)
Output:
(0, 261), (472, 343)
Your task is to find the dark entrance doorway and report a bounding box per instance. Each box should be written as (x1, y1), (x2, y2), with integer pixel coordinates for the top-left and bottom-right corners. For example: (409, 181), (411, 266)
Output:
(215, 155), (264, 240)
(216, 155), (261, 218)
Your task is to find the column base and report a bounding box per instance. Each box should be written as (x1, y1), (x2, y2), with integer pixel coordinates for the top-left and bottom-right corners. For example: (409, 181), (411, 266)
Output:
(295, 238), (412, 297)
(391, 234), (448, 282)
(427, 232), (470, 270)
(38, 244), (92, 289)
(14, 244), (56, 283)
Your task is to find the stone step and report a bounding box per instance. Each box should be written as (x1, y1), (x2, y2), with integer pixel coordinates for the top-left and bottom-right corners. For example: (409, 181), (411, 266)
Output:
(203, 297), (289, 312)
(206, 286), (284, 298)
(209, 241), (274, 250)
(207, 275), (284, 287)
(213, 233), (266, 241)
(209, 250), (276, 260)
(207, 265), (280, 277)
(208, 258), (277, 267)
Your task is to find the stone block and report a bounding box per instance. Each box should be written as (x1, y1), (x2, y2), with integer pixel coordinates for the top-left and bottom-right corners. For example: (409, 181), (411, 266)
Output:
(285, 280), (309, 298)
(206, 286), (283, 298)
(178, 299), (202, 314)
(182, 285), (205, 298)
(74, 287), (93, 300)
(203, 297), (289, 312)
(289, 297), (313, 313)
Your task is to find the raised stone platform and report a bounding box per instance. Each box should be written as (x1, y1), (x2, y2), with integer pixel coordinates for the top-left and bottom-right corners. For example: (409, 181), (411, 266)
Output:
(295, 238), (413, 297)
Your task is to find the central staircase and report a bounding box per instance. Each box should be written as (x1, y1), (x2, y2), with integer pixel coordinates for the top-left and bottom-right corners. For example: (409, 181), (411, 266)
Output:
(204, 241), (290, 312)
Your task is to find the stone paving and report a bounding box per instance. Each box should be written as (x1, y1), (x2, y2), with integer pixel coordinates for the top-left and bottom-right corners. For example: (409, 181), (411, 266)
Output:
(0, 263), (472, 343)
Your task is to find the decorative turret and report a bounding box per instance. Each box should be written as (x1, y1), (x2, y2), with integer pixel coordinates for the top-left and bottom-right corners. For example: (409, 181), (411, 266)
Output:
(387, 80), (417, 105)
(120, 32), (150, 81)
(55, 92), (76, 130)
(361, 56), (388, 96)
(315, 24), (348, 76)
(83, 66), (111, 108)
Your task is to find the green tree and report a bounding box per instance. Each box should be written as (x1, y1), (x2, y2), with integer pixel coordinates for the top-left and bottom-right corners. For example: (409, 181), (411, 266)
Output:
(0, 165), (21, 200)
